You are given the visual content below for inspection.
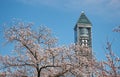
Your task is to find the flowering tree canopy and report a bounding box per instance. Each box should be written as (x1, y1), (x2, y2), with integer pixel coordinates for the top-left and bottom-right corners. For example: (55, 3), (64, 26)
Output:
(0, 21), (93, 77)
(0, 21), (120, 77)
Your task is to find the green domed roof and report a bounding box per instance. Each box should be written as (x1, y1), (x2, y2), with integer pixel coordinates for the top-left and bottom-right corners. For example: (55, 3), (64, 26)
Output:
(77, 12), (91, 24)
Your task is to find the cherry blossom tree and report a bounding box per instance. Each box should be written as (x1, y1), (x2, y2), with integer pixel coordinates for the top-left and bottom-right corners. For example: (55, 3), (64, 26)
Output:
(92, 42), (120, 77)
(0, 21), (61, 77)
(0, 21), (93, 77)
(91, 26), (120, 77)
(1, 21), (120, 77)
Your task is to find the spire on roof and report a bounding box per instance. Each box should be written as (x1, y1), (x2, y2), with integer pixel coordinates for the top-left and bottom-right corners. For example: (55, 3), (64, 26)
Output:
(77, 11), (91, 24)
(81, 11), (84, 13)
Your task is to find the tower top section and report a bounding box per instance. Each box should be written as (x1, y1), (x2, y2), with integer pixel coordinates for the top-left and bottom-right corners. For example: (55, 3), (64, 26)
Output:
(77, 12), (91, 25)
(74, 12), (92, 47)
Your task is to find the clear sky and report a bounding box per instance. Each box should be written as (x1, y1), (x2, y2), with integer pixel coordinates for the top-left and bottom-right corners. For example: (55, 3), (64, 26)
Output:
(0, 0), (120, 60)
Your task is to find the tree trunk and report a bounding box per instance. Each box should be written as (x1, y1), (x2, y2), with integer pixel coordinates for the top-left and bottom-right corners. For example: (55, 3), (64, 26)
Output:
(37, 70), (40, 77)
(37, 64), (40, 77)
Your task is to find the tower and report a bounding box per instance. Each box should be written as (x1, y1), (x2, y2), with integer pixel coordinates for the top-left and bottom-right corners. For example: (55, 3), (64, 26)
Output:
(74, 12), (92, 77)
(74, 11), (92, 48)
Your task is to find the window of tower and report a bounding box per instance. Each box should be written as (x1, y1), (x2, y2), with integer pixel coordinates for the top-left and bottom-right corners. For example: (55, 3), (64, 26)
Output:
(82, 39), (84, 42)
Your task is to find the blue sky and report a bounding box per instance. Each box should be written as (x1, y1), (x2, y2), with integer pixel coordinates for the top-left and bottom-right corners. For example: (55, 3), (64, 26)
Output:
(0, 0), (120, 60)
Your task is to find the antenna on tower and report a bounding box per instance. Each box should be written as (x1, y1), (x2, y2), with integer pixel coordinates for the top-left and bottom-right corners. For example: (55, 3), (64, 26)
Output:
(81, 11), (84, 13)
